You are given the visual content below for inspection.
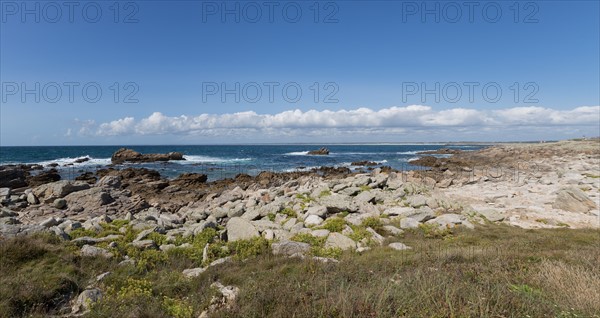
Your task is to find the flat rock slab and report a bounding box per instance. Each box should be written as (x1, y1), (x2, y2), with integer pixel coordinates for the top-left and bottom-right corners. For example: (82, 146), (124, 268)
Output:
(552, 187), (597, 213)
(81, 245), (113, 258)
(130, 239), (158, 250)
(226, 217), (259, 241)
(388, 242), (411, 251)
(478, 209), (505, 222)
(182, 267), (207, 278)
(325, 232), (356, 250)
(272, 240), (311, 256)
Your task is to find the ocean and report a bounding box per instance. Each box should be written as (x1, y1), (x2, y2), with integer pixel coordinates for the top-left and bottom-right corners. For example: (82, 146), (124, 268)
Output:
(0, 144), (487, 181)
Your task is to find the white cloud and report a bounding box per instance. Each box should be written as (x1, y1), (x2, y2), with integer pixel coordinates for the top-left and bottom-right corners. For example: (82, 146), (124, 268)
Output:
(494, 106), (600, 125)
(87, 105), (600, 138)
(98, 117), (135, 136)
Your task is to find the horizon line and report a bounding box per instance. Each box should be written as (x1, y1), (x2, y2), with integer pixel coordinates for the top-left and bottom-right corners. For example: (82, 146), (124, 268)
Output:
(0, 140), (575, 148)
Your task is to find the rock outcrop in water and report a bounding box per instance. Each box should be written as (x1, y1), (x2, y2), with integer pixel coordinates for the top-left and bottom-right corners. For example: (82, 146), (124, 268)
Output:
(307, 148), (330, 155)
(417, 148), (462, 155)
(0, 166), (29, 188)
(111, 148), (185, 164)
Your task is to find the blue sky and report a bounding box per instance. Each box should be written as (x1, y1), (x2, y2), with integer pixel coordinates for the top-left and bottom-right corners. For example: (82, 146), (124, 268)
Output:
(1, 0), (599, 145)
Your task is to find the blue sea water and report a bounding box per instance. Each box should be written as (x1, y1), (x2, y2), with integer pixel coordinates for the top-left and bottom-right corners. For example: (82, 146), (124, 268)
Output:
(0, 144), (487, 181)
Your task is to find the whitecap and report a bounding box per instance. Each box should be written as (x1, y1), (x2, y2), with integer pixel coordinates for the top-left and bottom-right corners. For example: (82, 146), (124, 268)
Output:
(284, 151), (310, 156)
(35, 156), (111, 167)
(181, 155), (252, 164)
(396, 151), (420, 155)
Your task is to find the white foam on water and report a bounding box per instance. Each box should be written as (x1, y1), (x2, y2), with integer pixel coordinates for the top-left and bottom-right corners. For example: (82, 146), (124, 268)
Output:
(284, 151), (310, 156)
(331, 152), (390, 155)
(35, 156), (112, 167)
(283, 165), (320, 172)
(396, 151), (420, 155)
(182, 155), (252, 164)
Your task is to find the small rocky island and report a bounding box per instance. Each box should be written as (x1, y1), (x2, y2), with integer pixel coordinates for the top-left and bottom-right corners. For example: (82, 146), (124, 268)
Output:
(307, 147), (330, 155)
(111, 148), (185, 164)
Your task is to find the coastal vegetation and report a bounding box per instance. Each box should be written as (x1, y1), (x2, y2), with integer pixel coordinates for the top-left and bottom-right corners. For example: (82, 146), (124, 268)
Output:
(1, 224), (598, 317)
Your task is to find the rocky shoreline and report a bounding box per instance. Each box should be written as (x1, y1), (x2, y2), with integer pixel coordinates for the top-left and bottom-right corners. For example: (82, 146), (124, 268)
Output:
(1, 140), (598, 241)
(1, 139), (598, 316)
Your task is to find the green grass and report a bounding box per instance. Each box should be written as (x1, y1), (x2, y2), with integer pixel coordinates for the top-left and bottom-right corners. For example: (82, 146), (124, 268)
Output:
(318, 190), (332, 198)
(1, 225), (599, 317)
(290, 233), (342, 258)
(295, 194), (313, 203)
(280, 207), (297, 218)
(320, 217), (347, 233)
(361, 217), (384, 233)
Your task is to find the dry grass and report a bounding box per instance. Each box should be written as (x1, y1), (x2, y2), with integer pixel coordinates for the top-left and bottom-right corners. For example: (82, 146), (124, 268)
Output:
(534, 260), (600, 315)
(1, 225), (599, 318)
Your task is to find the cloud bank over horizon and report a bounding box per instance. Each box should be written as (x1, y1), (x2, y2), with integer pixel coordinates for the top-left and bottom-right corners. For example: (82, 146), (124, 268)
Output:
(80, 105), (600, 141)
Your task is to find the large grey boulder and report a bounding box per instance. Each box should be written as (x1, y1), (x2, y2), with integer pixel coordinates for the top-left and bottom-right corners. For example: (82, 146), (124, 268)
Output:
(64, 188), (114, 211)
(339, 186), (361, 196)
(306, 206), (327, 217)
(319, 194), (358, 213)
(72, 235), (123, 246)
(0, 188), (11, 200)
(384, 207), (415, 217)
(241, 208), (261, 221)
(226, 203), (245, 218)
(134, 227), (158, 242)
(53, 198), (67, 209)
(478, 209), (505, 222)
(0, 207), (18, 218)
(80, 245), (113, 258)
(383, 225), (403, 236)
(409, 206), (436, 222)
(32, 180), (90, 203)
(311, 229), (330, 237)
(213, 187), (245, 206)
(406, 195), (428, 208)
(182, 267), (207, 278)
(40, 217), (61, 228)
(353, 191), (376, 204)
(386, 206), (434, 222)
(26, 192), (39, 204)
(71, 288), (103, 314)
(388, 242), (411, 251)
(271, 240), (311, 256)
(131, 239), (158, 250)
(352, 175), (372, 187)
(325, 233), (356, 250)
(96, 175), (122, 189)
(304, 215), (324, 227)
(366, 227), (384, 245)
(552, 187), (598, 213)
(399, 217), (420, 229)
(226, 217), (259, 241)
(251, 220), (281, 232)
(426, 213), (474, 229)
(386, 176), (403, 190)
